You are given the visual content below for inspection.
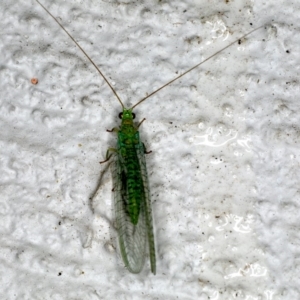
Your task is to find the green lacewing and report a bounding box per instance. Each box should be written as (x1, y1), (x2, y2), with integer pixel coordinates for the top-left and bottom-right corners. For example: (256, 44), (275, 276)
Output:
(35, 0), (265, 274)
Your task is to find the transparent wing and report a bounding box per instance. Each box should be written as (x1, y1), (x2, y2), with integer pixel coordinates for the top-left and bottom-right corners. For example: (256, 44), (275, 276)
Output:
(136, 141), (156, 275)
(112, 139), (156, 274)
(113, 150), (147, 274)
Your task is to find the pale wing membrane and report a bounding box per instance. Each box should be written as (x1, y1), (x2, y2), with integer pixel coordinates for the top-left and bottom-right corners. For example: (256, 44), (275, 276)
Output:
(136, 141), (156, 275)
(113, 150), (147, 273)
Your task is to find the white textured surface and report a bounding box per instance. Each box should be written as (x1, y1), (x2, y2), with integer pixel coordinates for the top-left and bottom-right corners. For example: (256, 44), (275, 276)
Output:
(0, 0), (298, 299)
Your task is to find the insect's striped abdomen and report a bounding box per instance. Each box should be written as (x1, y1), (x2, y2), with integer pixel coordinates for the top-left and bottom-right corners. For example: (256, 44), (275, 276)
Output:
(118, 131), (145, 225)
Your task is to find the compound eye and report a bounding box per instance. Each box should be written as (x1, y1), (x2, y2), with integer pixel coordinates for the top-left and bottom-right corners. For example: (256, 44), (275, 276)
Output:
(118, 112), (123, 119)
(132, 113), (136, 119)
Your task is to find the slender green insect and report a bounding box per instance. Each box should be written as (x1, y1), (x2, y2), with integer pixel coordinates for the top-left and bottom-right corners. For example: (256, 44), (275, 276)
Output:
(35, 0), (265, 274)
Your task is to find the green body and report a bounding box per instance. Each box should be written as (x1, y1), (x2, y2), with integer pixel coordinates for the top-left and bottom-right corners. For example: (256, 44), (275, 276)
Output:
(109, 108), (156, 274)
(117, 110), (145, 225)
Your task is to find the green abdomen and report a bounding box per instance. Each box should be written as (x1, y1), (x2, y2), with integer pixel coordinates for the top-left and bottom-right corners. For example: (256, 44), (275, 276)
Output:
(118, 131), (144, 225)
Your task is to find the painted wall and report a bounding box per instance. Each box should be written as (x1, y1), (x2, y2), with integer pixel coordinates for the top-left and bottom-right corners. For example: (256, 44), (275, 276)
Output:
(0, 0), (298, 299)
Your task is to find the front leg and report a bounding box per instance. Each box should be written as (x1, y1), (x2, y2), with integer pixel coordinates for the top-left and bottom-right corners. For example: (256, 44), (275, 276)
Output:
(137, 118), (146, 128)
(106, 127), (119, 133)
(100, 127), (119, 163)
(143, 143), (152, 155)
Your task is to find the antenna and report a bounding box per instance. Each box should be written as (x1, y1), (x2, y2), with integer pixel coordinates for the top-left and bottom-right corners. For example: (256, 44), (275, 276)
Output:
(36, 0), (266, 112)
(35, 0), (124, 109)
(131, 24), (266, 110)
